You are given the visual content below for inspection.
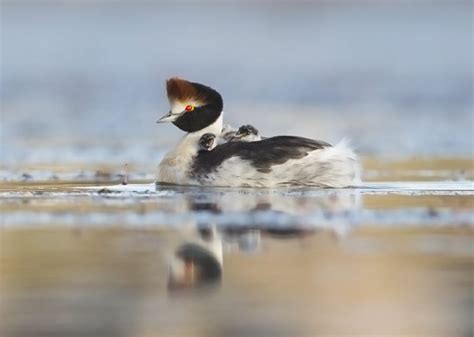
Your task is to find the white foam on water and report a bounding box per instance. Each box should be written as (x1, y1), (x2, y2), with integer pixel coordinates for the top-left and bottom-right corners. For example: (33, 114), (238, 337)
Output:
(75, 181), (474, 196)
(359, 181), (474, 195)
(0, 180), (472, 230)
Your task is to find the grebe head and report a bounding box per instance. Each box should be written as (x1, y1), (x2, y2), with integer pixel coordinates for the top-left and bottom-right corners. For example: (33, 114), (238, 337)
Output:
(231, 124), (261, 142)
(168, 243), (222, 291)
(158, 77), (224, 133)
(199, 133), (217, 151)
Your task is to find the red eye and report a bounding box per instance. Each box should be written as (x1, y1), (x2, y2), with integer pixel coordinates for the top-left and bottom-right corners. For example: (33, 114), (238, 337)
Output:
(185, 105), (194, 112)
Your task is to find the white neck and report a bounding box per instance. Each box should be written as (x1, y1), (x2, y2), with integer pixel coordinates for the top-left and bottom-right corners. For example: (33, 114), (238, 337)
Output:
(175, 113), (224, 152)
(157, 113), (224, 184)
(187, 113), (224, 139)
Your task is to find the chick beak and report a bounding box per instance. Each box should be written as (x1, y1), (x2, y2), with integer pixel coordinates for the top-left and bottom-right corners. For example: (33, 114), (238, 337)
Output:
(207, 138), (215, 149)
(230, 133), (244, 141)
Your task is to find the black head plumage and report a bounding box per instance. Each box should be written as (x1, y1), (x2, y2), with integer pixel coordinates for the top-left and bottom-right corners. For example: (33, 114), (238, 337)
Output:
(166, 78), (223, 133)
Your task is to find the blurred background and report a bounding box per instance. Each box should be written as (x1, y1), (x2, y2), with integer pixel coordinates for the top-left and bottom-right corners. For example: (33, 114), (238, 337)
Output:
(1, 0), (472, 171)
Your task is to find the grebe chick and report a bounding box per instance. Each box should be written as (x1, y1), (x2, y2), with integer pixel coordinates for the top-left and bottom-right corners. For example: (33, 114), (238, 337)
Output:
(199, 133), (218, 151)
(231, 124), (261, 142)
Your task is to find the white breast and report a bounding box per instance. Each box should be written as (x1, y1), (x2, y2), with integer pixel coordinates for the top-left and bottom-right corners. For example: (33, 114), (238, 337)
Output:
(156, 115), (224, 185)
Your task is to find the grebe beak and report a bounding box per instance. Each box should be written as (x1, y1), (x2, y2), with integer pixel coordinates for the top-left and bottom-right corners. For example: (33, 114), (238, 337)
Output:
(157, 110), (179, 123)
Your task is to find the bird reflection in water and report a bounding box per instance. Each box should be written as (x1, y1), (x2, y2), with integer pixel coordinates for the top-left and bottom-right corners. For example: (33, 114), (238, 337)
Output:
(167, 189), (360, 292)
(168, 226), (223, 292)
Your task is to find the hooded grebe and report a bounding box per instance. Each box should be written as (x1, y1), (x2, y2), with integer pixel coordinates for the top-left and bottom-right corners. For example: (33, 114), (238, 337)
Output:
(156, 78), (360, 187)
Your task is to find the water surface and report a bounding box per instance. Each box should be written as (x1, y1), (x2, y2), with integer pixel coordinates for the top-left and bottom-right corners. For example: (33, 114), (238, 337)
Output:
(1, 175), (473, 336)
